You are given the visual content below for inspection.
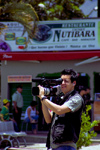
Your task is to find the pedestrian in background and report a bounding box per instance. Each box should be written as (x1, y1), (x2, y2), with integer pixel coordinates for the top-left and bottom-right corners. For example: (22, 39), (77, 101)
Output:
(83, 86), (94, 121)
(76, 85), (86, 112)
(12, 85), (23, 132)
(0, 99), (19, 132)
(24, 100), (39, 134)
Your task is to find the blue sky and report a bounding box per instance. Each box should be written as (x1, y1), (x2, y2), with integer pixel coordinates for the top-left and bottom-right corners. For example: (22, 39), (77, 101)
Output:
(80, 0), (98, 17)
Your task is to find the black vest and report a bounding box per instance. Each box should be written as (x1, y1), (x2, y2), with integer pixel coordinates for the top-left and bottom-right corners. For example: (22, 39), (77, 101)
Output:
(46, 90), (83, 149)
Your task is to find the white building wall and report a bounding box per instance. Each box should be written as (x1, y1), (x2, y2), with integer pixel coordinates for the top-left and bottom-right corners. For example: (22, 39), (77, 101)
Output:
(1, 59), (100, 106)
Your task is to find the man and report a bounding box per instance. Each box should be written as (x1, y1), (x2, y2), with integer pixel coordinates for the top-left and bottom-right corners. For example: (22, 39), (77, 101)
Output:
(12, 85), (23, 132)
(38, 68), (83, 150)
(76, 85), (87, 112)
(0, 99), (19, 132)
(83, 86), (94, 121)
(76, 85), (87, 97)
(84, 87), (92, 104)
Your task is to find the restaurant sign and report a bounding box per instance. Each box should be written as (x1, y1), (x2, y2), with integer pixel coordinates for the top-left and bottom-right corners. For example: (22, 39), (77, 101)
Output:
(0, 19), (100, 52)
(8, 75), (32, 83)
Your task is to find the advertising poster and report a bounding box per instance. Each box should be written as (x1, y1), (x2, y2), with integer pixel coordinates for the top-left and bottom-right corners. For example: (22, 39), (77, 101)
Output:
(0, 19), (100, 52)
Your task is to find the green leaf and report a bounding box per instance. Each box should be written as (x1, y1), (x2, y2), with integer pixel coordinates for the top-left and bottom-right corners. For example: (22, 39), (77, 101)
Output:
(76, 105), (99, 149)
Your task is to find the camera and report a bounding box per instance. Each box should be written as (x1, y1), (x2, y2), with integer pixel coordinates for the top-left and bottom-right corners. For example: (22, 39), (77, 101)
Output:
(32, 86), (58, 96)
(32, 78), (62, 96)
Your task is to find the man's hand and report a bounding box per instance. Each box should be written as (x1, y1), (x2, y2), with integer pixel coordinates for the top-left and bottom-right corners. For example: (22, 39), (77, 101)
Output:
(13, 101), (18, 113)
(15, 108), (18, 113)
(36, 110), (39, 115)
(10, 118), (16, 123)
(30, 118), (33, 123)
(37, 85), (45, 99)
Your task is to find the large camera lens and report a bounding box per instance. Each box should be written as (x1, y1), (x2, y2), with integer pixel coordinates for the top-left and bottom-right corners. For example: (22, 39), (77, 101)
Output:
(32, 87), (50, 96)
(32, 86), (57, 96)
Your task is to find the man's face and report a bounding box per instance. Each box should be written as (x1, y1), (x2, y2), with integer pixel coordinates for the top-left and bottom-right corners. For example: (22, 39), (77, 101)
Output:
(80, 90), (86, 96)
(17, 87), (23, 93)
(61, 75), (75, 94)
(6, 102), (10, 107)
(86, 89), (90, 94)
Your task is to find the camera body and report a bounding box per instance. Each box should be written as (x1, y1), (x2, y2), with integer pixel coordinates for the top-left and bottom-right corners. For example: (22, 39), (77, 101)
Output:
(32, 78), (62, 96)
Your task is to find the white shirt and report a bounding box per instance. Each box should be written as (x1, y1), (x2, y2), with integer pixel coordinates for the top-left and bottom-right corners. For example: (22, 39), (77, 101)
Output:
(24, 106), (36, 119)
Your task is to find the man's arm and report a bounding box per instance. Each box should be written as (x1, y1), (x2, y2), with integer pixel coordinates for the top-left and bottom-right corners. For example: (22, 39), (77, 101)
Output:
(41, 102), (52, 124)
(12, 93), (18, 113)
(0, 107), (6, 121)
(13, 101), (18, 113)
(0, 114), (5, 121)
(42, 98), (71, 115)
(38, 85), (71, 116)
(9, 117), (16, 122)
(38, 85), (83, 115)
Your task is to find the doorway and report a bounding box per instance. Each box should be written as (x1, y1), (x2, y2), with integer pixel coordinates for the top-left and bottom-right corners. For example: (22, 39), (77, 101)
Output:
(8, 83), (33, 113)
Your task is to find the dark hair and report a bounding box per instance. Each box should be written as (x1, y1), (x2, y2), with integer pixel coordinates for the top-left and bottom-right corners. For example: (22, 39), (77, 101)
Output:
(16, 85), (23, 89)
(61, 68), (78, 83)
(30, 101), (37, 106)
(76, 85), (86, 93)
(85, 86), (91, 90)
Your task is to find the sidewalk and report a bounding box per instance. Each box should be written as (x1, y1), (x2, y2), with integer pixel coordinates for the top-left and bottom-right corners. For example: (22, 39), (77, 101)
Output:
(7, 132), (100, 150)
(8, 131), (47, 150)
(91, 133), (100, 142)
(8, 143), (47, 150)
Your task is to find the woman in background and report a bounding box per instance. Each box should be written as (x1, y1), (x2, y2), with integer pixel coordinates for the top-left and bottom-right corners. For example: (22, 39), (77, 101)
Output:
(24, 101), (39, 134)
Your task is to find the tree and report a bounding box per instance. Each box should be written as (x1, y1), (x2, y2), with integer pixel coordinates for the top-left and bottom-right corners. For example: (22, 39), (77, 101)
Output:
(0, 0), (86, 37)
(27, 0), (85, 20)
(3, 0), (85, 21)
(0, 0), (39, 39)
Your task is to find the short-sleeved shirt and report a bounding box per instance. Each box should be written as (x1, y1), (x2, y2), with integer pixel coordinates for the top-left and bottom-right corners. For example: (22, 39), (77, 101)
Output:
(0, 106), (9, 121)
(12, 91), (23, 108)
(63, 93), (83, 112)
